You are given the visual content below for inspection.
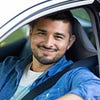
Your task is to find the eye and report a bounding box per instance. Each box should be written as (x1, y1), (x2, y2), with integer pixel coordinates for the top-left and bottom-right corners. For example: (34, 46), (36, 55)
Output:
(37, 32), (46, 36)
(55, 35), (64, 40)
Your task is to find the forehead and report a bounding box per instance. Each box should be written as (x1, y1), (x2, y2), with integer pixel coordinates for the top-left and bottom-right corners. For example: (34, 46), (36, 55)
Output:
(37, 17), (71, 23)
(34, 18), (71, 28)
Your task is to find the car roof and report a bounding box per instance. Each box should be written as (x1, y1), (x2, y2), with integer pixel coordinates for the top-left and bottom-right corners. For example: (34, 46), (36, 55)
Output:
(0, 0), (95, 42)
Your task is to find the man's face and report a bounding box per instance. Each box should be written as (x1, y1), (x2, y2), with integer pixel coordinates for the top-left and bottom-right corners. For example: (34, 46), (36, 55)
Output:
(30, 18), (75, 65)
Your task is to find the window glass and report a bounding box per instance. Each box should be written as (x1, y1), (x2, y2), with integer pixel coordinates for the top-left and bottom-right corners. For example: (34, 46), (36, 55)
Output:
(0, 25), (29, 47)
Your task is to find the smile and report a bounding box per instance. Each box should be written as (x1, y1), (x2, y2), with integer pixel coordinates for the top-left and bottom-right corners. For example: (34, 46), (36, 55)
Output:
(39, 46), (57, 52)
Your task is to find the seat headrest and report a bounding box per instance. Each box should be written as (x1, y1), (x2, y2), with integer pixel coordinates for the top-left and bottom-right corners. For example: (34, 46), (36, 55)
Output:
(66, 19), (97, 61)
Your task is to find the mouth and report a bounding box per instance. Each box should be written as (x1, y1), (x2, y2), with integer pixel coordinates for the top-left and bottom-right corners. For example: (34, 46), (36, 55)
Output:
(38, 45), (58, 53)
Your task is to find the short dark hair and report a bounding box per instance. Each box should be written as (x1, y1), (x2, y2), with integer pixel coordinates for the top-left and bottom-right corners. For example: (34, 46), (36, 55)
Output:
(29, 10), (75, 34)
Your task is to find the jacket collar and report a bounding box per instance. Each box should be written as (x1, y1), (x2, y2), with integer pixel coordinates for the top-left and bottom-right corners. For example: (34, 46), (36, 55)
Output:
(15, 54), (32, 84)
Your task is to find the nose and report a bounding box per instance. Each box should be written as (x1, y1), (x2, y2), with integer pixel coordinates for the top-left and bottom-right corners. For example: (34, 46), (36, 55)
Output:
(44, 35), (55, 48)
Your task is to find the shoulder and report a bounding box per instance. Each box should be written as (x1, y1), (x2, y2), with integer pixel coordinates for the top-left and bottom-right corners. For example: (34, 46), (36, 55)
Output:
(1, 56), (20, 65)
(0, 56), (21, 74)
(0, 55), (32, 72)
(66, 67), (100, 86)
(69, 67), (97, 79)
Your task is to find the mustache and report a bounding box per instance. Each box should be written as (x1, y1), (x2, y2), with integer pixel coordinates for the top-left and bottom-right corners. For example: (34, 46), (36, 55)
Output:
(37, 45), (58, 52)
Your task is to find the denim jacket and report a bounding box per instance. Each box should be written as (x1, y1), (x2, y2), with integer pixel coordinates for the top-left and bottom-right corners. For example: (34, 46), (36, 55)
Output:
(0, 55), (100, 100)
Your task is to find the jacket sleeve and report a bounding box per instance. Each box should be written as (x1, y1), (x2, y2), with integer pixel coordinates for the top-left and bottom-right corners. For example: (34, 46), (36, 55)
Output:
(68, 67), (100, 100)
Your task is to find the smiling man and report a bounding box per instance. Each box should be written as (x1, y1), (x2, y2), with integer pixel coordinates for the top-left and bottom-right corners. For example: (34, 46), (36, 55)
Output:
(29, 17), (75, 72)
(0, 10), (100, 100)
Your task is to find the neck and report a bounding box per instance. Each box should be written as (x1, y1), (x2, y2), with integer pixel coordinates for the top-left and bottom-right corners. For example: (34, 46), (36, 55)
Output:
(31, 56), (53, 72)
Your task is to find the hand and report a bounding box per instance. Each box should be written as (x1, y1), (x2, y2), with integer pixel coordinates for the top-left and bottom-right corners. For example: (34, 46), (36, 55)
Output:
(56, 94), (84, 100)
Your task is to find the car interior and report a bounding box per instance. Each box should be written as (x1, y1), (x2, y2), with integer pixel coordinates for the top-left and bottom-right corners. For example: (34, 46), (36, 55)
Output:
(0, 9), (99, 77)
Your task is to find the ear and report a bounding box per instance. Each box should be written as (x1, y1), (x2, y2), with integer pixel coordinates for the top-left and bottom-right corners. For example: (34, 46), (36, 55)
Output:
(67, 35), (76, 50)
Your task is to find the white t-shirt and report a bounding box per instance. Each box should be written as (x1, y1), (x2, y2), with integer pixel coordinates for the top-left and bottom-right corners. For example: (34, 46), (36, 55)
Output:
(10, 63), (43, 100)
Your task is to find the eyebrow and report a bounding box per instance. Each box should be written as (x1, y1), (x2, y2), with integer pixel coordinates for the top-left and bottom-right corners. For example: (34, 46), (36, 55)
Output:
(37, 29), (47, 33)
(37, 29), (65, 37)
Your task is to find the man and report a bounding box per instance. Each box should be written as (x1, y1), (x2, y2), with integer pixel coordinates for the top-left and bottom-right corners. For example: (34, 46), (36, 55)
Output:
(0, 10), (100, 100)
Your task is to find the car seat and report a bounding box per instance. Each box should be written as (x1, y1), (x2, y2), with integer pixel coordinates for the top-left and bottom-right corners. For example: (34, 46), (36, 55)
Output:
(66, 18), (97, 61)
(0, 38), (26, 62)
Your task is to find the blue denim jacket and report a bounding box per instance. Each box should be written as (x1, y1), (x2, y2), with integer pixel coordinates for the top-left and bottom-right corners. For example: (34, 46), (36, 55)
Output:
(0, 55), (100, 100)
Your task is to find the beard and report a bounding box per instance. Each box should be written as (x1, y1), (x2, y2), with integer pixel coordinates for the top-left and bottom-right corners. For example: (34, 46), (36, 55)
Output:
(32, 49), (63, 65)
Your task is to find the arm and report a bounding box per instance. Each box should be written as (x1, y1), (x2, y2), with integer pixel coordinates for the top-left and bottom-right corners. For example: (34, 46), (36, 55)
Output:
(57, 94), (83, 100)
(58, 67), (100, 100)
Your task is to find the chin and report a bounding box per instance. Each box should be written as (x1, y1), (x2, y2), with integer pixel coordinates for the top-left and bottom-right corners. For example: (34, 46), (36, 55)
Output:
(38, 56), (59, 65)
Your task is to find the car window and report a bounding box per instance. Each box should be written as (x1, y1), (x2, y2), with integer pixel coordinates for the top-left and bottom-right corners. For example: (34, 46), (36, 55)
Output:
(0, 25), (29, 47)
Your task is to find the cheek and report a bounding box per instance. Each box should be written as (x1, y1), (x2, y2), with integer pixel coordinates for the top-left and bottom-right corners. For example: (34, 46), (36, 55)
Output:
(30, 36), (39, 48)
(30, 35), (45, 50)
(31, 35), (41, 44)
(58, 41), (68, 52)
